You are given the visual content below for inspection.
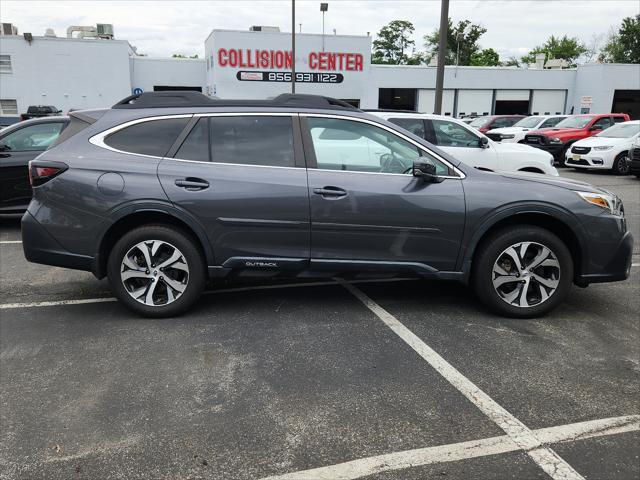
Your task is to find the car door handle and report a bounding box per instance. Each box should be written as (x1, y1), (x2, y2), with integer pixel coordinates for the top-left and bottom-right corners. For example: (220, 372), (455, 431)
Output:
(313, 186), (347, 197)
(174, 178), (210, 190)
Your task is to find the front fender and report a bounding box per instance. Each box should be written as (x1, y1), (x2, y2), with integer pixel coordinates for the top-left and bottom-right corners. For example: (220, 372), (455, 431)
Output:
(456, 201), (589, 282)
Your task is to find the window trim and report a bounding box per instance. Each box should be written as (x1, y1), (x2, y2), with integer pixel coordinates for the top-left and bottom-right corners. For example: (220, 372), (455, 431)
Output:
(90, 112), (304, 169)
(300, 114), (464, 179)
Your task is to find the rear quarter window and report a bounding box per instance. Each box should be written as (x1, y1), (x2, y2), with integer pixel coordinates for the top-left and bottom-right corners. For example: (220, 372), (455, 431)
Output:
(104, 117), (190, 157)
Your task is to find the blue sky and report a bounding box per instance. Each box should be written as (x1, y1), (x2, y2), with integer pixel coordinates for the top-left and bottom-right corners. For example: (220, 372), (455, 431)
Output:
(2, 1), (638, 59)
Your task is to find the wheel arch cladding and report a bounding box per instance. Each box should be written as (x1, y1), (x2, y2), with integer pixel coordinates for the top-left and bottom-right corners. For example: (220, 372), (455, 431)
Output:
(94, 210), (213, 279)
(464, 211), (586, 284)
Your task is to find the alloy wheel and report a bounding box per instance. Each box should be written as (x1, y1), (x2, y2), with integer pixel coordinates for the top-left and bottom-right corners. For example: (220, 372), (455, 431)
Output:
(492, 241), (560, 308)
(120, 240), (189, 306)
(617, 155), (630, 175)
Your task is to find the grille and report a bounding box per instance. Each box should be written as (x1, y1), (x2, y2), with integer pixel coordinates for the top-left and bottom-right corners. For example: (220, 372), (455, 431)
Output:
(566, 157), (590, 166)
(571, 146), (591, 154)
(632, 147), (640, 162)
(524, 135), (548, 145)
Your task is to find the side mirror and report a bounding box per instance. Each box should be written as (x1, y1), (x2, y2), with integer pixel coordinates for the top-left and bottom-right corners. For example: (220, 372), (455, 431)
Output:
(479, 136), (490, 148)
(413, 157), (444, 183)
(589, 125), (602, 131)
(0, 143), (9, 152)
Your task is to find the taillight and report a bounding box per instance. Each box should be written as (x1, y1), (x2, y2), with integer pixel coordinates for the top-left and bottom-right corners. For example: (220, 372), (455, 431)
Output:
(28, 161), (68, 187)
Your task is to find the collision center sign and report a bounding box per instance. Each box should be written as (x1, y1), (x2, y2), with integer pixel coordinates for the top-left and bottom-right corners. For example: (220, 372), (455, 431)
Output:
(217, 48), (364, 71)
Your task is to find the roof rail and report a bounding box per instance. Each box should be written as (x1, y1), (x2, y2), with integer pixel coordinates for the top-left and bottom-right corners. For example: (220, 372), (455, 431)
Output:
(112, 91), (360, 111)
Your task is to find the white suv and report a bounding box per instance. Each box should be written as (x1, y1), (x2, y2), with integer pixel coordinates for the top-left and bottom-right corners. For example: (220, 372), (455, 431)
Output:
(486, 115), (567, 143)
(370, 111), (558, 176)
(565, 120), (640, 174)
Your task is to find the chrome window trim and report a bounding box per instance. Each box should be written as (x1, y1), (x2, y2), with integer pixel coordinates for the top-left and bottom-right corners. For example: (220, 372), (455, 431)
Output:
(89, 114), (194, 159)
(89, 112), (299, 163)
(301, 113), (465, 179)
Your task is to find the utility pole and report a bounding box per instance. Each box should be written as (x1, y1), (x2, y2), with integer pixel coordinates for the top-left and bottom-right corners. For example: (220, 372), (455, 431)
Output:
(291, 0), (296, 93)
(434, 0), (449, 114)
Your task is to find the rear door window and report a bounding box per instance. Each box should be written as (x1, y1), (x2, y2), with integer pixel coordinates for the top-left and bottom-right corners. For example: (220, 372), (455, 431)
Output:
(104, 117), (190, 157)
(209, 116), (295, 167)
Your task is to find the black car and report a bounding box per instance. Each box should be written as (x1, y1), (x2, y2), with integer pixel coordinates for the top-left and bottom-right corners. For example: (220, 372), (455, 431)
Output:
(20, 105), (62, 121)
(0, 116), (69, 215)
(21, 92), (633, 318)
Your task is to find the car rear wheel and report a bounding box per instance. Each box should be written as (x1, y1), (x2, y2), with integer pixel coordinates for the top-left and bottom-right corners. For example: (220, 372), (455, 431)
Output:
(612, 152), (630, 175)
(472, 226), (573, 318)
(107, 225), (206, 317)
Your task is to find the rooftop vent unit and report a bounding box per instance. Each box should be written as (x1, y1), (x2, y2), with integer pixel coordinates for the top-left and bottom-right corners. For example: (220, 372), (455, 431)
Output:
(44, 28), (57, 37)
(1, 23), (18, 36)
(96, 23), (114, 39)
(249, 26), (280, 33)
(544, 58), (569, 69)
(67, 25), (97, 39)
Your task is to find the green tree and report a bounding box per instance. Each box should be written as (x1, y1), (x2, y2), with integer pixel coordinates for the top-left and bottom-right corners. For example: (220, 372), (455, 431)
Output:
(372, 20), (416, 64)
(600, 15), (640, 63)
(521, 35), (587, 67)
(501, 57), (521, 67)
(470, 48), (500, 66)
(424, 19), (487, 66)
(172, 54), (199, 59)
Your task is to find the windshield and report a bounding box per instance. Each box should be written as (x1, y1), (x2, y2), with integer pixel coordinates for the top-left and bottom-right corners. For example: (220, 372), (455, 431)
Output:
(596, 123), (640, 138)
(469, 116), (491, 128)
(513, 116), (543, 128)
(554, 116), (592, 129)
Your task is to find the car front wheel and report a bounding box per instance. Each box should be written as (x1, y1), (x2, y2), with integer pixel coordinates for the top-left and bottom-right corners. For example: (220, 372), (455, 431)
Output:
(612, 152), (630, 175)
(472, 226), (573, 318)
(107, 225), (206, 317)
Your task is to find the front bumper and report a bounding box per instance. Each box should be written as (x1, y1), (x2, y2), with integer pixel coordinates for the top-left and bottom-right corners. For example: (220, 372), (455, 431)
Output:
(21, 210), (93, 272)
(525, 143), (565, 161)
(577, 230), (633, 284)
(565, 152), (615, 169)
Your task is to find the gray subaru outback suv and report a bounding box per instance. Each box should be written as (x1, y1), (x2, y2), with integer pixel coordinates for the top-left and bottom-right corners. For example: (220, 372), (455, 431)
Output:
(22, 91), (633, 318)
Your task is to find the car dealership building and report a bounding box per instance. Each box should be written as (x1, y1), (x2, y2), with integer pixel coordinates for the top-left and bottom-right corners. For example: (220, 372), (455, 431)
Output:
(1, 25), (639, 123)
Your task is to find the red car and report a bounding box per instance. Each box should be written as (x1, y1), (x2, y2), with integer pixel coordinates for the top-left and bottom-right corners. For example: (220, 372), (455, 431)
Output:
(468, 115), (526, 133)
(522, 113), (631, 165)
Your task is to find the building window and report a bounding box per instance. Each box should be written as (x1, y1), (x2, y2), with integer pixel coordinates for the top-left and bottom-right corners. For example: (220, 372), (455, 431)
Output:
(378, 88), (417, 111)
(0, 99), (18, 115)
(0, 55), (12, 74)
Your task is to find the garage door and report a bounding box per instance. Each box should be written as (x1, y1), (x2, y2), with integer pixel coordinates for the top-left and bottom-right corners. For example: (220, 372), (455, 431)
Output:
(531, 90), (566, 115)
(417, 89), (455, 115)
(457, 90), (492, 117)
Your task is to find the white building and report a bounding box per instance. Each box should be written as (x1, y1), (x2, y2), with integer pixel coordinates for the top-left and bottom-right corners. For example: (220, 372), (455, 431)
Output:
(1, 25), (639, 124)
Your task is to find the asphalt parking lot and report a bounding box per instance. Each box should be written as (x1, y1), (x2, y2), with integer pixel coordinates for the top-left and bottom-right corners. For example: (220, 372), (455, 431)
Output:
(1, 169), (638, 480)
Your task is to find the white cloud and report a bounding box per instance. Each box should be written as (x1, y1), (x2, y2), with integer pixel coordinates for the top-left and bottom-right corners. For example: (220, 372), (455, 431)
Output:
(1, 0), (637, 59)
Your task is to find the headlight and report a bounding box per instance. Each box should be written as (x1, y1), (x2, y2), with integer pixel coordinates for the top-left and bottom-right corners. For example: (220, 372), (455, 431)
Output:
(500, 134), (515, 139)
(593, 145), (613, 151)
(576, 191), (624, 216)
(549, 137), (563, 144)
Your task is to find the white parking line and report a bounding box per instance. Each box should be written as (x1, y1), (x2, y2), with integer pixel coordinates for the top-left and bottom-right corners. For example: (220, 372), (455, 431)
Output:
(0, 240), (22, 244)
(338, 279), (585, 480)
(260, 415), (639, 480)
(0, 277), (418, 310)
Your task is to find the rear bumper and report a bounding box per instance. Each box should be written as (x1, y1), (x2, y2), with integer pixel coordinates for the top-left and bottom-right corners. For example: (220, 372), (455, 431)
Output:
(576, 231), (633, 284)
(21, 210), (93, 272)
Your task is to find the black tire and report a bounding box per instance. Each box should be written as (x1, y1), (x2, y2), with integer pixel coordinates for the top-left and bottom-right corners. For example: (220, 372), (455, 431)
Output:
(472, 226), (573, 318)
(107, 224), (206, 317)
(557, 145), (570, 167)
(611, 152), (630, 175)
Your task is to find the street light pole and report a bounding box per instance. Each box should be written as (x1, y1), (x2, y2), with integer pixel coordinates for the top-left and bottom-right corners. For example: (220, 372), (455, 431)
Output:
(291, 0), (296, 93)
(434, 0), (449, 114)
(320, 3), (329, 52)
